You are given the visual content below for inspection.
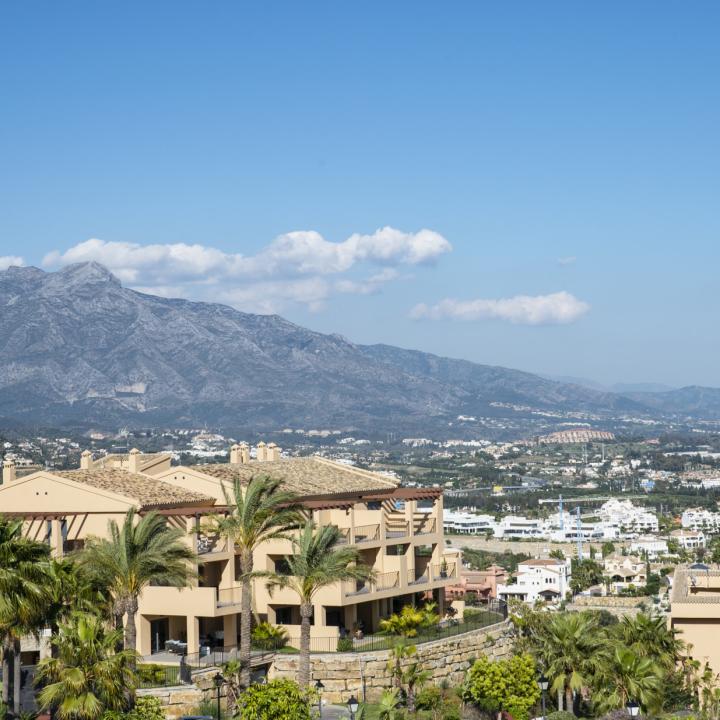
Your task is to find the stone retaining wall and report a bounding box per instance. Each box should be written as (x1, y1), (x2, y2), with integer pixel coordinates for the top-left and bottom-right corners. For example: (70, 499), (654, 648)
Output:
(140, 621), (515, 715)
(571, 595), (651, 607)
(567, 595), (651, 618)
(270, 619), (514, 704)
(137, 669), (222, 720)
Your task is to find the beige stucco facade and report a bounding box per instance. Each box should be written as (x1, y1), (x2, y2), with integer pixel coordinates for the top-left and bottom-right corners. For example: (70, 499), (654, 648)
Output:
(0, 449), (460, 659)
(670, 565), (720, 673)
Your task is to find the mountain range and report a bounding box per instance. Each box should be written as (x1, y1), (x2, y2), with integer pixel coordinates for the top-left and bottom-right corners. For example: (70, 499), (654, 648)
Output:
(1, 262), (719, 437)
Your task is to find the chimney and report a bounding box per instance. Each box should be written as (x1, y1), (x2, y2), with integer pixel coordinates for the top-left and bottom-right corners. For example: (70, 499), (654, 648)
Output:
(256, 441), (267, 462)
(230, 444), (242, 465)
(267, 443), (281, 461)
(128, 448), (141, 474)
(2, 459), (16, 484)
(80, 450), (93, 470)
(240, 442), (250, 464)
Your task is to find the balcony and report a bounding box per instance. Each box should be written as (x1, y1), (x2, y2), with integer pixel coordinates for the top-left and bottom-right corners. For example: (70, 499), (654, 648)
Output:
(414, 517), (437, 536)
(408, 567), (429, 586)
(343, 570), (400, 597)
(334, 528), (351, 546)
(197, 533), (226, 555)
(353, 523), (380, 543)
(216, 585), (243, 607)
(432, 560), (458, 581)
(386, 519), (410, 539)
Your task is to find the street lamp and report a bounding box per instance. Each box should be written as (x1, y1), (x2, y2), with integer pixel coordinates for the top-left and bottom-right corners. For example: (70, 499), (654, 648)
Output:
(315, 679), (325, 719)
(213, 672), (224, 720)
(627, 700), (640, 718)
(538, 674), (549, 718)
(347, 694), (360, 720)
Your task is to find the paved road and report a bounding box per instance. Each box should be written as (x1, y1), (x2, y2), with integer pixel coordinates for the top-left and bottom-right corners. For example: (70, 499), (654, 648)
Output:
(320, 704), (354, 719)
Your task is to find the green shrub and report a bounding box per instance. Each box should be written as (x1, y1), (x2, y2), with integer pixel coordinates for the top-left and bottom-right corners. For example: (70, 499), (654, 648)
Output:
(129, 697), (165, 720)
(442, 706), (462, 720)
(137, 664), (167, 684)
(546, 711), (576, 720)
(337, 636), (354, 652)
(238, 678), (311, 720)
(103, 697), (165, 720)
(251, 621), (288, 650)
(416, 685), (442, 711)
(462, 653), (540, 720)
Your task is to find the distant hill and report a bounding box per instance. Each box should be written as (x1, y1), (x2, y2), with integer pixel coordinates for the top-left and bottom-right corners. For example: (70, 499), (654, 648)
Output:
(0, 262), (717, 434)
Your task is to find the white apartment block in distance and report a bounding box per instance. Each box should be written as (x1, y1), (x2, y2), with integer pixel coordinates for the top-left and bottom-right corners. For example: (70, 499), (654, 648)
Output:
(682, 508), (720, 532)
(497, 558), (572, 604)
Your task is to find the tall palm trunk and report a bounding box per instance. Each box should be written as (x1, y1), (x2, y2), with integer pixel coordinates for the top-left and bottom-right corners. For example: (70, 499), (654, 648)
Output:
(124, 597), (139, 659)
(239, 549), (253, 690)
(298, 602), (313, 688)
(565, 687), (574, 716)
(2, 636), (11, 705)
(13, 637), (21, 715)
(557, 689), (563, 712)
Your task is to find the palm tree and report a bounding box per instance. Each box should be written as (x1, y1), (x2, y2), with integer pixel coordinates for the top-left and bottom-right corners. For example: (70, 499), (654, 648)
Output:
(0, 516), (52, 714)
(77, 508), (197, 657)
(265, 520), (375, 687)
(376, 688), (402, 720)
(536, 612), (608, 714)
(202, 475), (303, 689)
(592, 645), (664, 715)
(36, 612), (137, 720)
(617, 613), (684, 670)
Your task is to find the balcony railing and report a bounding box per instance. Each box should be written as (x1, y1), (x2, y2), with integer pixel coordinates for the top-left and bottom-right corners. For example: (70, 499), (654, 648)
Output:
(375, 570), (400, 591)
(334, 528), (351, 546)
(432, 561), (457, 581)
(386, 519), (410, 539)
(414, 517), (437, 535)
(216, 585), (243, 607)
(345, 578), (372, 597)
(343, 570), (400, 597)
(353, 523), (380, 543)
(408, 568), (429, 585)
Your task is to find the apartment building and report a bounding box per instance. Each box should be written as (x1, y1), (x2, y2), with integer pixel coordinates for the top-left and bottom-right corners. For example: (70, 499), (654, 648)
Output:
(445, 565), (507, 601)
(670, 565), (720, 673)
(682, 508), (720, 532)
(630, 535), (669, 559)
(602, 554), (647, 594)
(494, 515), (546, 539)
(0, 447), (459, 657)
(671, 529), (706, 551)
(443, 510), (495, 535)
(496, 558), (572, 604)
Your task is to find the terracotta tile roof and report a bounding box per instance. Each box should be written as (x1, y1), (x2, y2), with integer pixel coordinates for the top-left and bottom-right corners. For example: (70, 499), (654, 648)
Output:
(520, 559), (564, 567)
(53, 468), (214, 510)
(191, 457), (399, 497)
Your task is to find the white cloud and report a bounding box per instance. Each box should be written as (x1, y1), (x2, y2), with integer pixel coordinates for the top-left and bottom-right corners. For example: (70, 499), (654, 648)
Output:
(0, 256), (25, 271)
(558, 256), (577, 266)
(43, 227), (448, 313)
(411, 291), (590, 325)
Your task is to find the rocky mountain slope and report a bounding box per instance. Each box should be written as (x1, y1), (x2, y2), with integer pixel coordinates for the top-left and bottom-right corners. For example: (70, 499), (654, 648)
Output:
(0, 262), (717, 434)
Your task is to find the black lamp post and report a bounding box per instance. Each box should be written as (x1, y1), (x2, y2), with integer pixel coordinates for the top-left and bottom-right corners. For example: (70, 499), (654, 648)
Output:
(315, 679), (325, 719)
(627, 700), (640, 718)
(538, 674), (549, 718)
(213, 671), (224, 720)
(347, 694), (360, 720)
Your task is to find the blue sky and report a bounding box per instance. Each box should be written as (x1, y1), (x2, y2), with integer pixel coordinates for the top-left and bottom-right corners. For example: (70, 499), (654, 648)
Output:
(1, 2), (719, 387)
